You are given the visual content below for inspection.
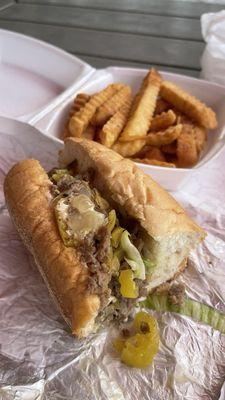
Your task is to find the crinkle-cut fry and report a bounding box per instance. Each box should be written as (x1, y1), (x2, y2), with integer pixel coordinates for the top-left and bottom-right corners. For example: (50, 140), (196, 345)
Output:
(68, 84), (121, 137)
(154, 98), (170, 115)
(99, 96), (133, 148)
(177, 125), (198, 167)
(62, 93), (91, 139)
(92, 85), (131, 126)
(145, 124), (182, 147)
(119, 69), (162, 140)
(62, 125), (70, 139)
(161, 142), (177, 154)
(133, 158), (176, 168)
(160, 81), (218, 129)
(112, 138), (145, 157)
(149, 109), (176, 132)
(192, 125), (207, 154)
(71, 93), (91, 115)
(142, 147), (166, 161)
(83, 124), (96, 140)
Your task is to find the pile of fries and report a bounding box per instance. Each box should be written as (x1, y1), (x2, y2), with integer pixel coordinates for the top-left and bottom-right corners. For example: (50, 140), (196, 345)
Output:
(63, 69), (218, 168)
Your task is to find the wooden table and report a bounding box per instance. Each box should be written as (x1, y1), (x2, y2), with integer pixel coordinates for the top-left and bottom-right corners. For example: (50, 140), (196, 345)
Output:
(0, 0), (223, 76)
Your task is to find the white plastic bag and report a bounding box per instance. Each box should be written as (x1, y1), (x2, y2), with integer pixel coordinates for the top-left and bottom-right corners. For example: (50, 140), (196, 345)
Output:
(201, 10), (225, 85)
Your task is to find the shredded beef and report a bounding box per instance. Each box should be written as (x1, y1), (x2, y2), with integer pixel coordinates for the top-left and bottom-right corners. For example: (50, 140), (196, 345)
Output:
(136, 279), (148, 297)
(57, 175), (75, 192)
(109, 277), (136, 322)
(50, 184), (60, 197)
(168, 283), (185, 306)
(78, 226), (112, 308)
(95, 226), (111, 263)
(82, 168), (95, 184)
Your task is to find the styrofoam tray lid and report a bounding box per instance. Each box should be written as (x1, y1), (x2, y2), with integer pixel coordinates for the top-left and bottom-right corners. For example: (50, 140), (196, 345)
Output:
(0, 29), (95, 123)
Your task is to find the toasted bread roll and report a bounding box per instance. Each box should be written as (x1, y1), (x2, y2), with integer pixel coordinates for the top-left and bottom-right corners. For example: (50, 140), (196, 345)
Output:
(60, 138), (205, 290)
(4, 139), (205, 338)
(4, 160), (100, 338)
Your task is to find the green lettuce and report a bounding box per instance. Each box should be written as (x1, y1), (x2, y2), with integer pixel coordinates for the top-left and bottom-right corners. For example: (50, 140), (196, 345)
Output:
(120, 230), (146, 280)
(142, 293), (225, 334)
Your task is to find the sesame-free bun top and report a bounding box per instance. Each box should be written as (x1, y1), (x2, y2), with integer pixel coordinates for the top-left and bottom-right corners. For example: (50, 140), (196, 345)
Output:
(59, 138), (205, 289)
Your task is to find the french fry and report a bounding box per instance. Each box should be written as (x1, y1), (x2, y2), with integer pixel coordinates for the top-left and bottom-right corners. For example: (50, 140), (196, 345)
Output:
(92, 85), (131, 126)
(63, 93), (91, 139)
(177, 125), (198, 167)
(149, 110), (176, 132)
(83, 124), (96, 140)
(119, 69), (162, 141)
(160, 81), (218, 129)
(142, 147), (166, 161)
(99, 96), (132, 148)
(192, 125), (207, 154)
(112, 139), (146, 157)
(71, 93), (91, 115)
(145, 124), (182, 147)
(114, 124), (182, 156)
(161, 142), (177, 154)
(133, 158), (176, 168)
(154, 98), (170, 115)
(69, 84), (121, 137)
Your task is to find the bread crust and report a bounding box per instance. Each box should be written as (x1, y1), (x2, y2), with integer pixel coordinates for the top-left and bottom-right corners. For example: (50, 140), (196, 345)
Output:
(4, 140), (205, 338)
(4, 159), (100, 338)
(59, 138), (205, 241)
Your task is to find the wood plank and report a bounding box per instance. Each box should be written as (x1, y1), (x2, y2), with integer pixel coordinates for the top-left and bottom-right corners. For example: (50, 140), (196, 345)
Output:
(0, 0), (14, 11)
(0, 21), (204, 69)
(82, 54), (199, 77)
(0, 4), (202, 41)
(17, 0), (223, 19)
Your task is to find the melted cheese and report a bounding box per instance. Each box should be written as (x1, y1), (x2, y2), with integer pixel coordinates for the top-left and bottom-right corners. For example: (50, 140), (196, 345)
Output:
(56, 194), (106, 240)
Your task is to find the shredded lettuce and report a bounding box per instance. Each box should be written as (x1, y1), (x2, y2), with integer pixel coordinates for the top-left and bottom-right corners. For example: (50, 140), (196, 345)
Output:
(143, 258), (156, 273)
(120, 230), (146, 280)
(142, 293), (225, 334)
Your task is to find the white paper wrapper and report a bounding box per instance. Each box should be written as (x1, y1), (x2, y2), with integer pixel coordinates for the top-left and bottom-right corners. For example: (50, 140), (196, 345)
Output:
(0, 119), (225, 400)
(201, 10), (225, 85)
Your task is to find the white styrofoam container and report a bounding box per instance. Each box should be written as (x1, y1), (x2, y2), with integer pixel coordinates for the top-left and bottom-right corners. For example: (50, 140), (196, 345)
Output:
(0, 29), (94, 122)
(0, 28), (224, 192)
(32, 66), (225, 191)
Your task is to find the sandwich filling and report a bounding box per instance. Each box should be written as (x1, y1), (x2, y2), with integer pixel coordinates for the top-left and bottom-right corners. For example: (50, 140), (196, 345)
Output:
(49, 168), (156, 325)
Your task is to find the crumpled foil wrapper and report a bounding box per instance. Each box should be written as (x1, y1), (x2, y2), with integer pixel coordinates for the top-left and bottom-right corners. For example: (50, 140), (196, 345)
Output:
(0, 124), (225, 400)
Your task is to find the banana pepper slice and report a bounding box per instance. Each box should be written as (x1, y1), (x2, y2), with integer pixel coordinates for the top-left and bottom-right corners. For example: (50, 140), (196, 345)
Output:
(114, 311), (159, 368)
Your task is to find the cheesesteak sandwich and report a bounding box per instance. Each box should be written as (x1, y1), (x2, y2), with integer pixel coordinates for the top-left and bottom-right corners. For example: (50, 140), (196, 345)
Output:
(4, 138), (205, 337)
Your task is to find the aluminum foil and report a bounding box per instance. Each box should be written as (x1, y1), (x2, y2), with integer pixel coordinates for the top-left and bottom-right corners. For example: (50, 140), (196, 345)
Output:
(0, 122), (225, 400)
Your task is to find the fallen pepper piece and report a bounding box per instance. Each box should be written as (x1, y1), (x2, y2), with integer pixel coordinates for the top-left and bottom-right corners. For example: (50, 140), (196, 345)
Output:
(114, 311), (159, 368)
(121, 333), (158, 368)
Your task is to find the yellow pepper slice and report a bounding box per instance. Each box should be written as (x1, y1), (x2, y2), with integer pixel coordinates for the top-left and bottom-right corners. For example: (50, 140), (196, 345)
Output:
(111, 227), (124, 248)
(114, 311), (159, 368)
(119, 269), (138, 299)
